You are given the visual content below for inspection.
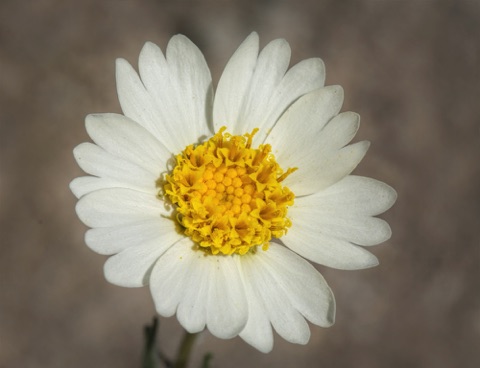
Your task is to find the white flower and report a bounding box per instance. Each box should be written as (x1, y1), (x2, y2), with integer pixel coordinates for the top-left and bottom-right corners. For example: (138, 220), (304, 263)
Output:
(70, 32), (396, 353)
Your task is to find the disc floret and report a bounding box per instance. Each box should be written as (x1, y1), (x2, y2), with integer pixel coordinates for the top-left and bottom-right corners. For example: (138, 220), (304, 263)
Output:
(163, 127), (296, 256)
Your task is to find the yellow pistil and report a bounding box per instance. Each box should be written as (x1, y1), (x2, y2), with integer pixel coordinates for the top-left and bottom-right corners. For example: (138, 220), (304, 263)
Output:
(161, 127), (296, 256)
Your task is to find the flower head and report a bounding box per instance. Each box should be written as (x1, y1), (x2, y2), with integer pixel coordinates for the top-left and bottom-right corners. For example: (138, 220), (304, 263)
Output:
(71, 33), (396, 353)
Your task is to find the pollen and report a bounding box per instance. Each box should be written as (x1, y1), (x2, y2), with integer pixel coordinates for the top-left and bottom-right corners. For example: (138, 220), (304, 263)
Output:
(162, 127), (296, 256)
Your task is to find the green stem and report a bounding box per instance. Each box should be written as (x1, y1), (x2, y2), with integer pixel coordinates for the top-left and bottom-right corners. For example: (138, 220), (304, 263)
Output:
(142, 317), (161, 368)
(201, 353), (213, 368)
(173, 332), (198, 368)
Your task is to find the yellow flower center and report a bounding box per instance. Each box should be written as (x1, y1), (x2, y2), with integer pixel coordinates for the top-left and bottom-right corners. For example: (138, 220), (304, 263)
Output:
(161, 127), (296, 256)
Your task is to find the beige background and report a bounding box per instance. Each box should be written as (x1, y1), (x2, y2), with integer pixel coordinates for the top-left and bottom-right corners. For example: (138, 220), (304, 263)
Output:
(1, 0), (479, 367)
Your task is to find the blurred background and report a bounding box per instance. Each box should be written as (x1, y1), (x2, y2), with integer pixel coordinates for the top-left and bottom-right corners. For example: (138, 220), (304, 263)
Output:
(1, 0), (479, 367)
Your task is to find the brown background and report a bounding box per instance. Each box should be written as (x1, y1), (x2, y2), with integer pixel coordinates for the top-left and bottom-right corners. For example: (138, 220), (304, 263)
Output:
(1, 0), (479, 367)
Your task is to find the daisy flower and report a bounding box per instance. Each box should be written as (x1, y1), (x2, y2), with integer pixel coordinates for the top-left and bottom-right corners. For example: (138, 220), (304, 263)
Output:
(70, 32), (396, 353)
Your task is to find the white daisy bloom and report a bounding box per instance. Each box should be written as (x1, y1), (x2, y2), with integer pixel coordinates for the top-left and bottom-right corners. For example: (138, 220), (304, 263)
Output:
(71, 32), (396, 353)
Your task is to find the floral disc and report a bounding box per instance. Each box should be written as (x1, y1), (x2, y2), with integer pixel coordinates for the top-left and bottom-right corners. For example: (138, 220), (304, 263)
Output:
(162, 127), (296, 256)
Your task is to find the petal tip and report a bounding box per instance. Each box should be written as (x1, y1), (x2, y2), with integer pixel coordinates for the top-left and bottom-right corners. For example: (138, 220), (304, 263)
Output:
(361, 140), (371, 150)
(72, 143), (85, 161)
(143, 40), (158, 49)
(325, 291), (336, 326)
(365, 254), (380, 268)
(69, 178), (83, 199)
(387, 186), (398, 207)
(115, 57), (128, 69)
(244, 31), (259, 45)
(329, 84), (344, 98)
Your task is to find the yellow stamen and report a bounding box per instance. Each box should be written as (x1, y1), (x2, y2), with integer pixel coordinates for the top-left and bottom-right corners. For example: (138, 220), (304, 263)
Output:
(161, 127), (296, 256)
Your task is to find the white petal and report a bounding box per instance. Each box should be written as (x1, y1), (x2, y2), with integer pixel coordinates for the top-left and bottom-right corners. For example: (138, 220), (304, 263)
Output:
(85, 217), (178, 255)
(213, 32), (259, 133)
(85, 113), (171, 174)
(132, 38), (214, 153)
(239, 304), (274, 354)
(176, 255), (211, 333)
(320, 111), (361, 149)
(150, 241), (248, 338)
(215, 34), (325, 141)
(239, 244), (334, 345)
(149, 238), (198, 317)
(284, 141), (370, 196)
(266, 86), (368, 195)
(267, 86), (344, 151)
(73, 143), (157, 193)
(165, 35), (214, 141)
(256, 57), (326, 142)
(296, 175), (397, 216)
(234, 38), (291, 136)
(76, 188), (169, 228)
(306, 216), (391, 246)
(70, 176), (125, 199)
(137, 42), (174, 144)
(290, 176), (396, 246)
(264, 243), (335, 327)
(283, 222), (379, 270)
(238, 261), (274, 353)
(246, 262), (310, 344)
(104, 230), (181, 287)
(116, 58), (172, 149)
(206, 255), (248, 339)
(285, 112), (366, 194)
